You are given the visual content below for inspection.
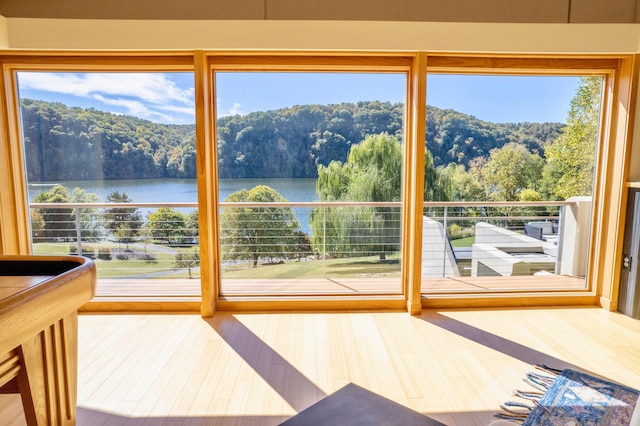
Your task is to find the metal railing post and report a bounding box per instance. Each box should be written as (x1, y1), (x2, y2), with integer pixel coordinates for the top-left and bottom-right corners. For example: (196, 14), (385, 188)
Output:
(555, 205), (564, 274)
(323, 206), (326, 276)
(442, 206), (448, 277)
(75, 208), (82, 255)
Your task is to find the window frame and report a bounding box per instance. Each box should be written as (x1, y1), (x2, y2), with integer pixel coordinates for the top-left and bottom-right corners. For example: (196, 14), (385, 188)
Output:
(0, 53), (201, 311)
(202, 53), (416, 313)
(0, 51), (634, 315)
(420, 54), (635, 310)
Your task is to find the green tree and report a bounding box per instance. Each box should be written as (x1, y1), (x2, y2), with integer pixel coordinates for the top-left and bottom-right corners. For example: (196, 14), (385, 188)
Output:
(439, 163), (483, 201)
(292, 230), (313, 261)
(519, 188), (543, 202)
(32, 185), (100, 242)
(21, 98), (195, 181)
(220, 185), (301, 267)
(518, 188), (546, 219)
(426, 106), (562, 168)
(482, 143), (544, 201)
(438, 163), (484, 227)
(312, 134), (398, 260)
(538, 161), (564, 201)
(544, 76), (602, 199)
(311, 133), (449, 260)
(33, 185), (73, 242)
(173, 248), (200, 278)
(185, 210), (199, 243)
(103, 191), (143, 246)
(30, 210), (45, 242)
(146, 207), (186, 244)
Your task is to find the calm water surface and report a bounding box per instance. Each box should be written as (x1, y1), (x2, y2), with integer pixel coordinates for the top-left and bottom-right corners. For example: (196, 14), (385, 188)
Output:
(28, 178), (319, 203)
(28, 178), (319, 233)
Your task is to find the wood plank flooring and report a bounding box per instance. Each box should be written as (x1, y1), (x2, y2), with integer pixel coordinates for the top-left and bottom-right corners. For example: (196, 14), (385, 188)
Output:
(93, 275), (585, 298)
(2, 307), (640, 425)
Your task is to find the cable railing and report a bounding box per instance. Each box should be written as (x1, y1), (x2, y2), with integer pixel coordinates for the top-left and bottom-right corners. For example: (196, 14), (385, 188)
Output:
(28, 199), (584, 295)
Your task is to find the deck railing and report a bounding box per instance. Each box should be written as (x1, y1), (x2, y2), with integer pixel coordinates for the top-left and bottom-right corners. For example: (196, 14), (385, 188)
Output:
(28, 200), (581, 295)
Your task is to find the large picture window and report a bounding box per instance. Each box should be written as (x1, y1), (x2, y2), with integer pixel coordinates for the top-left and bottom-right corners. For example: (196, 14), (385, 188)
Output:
(16, 70), (199, 299)
(421, 73), (601, 294)
(213, 71), (407, 296)
(0, 53), (630, 312)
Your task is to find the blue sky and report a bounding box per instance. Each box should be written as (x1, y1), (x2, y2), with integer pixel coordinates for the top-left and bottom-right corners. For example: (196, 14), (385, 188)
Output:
(427, 74), (580, 123)
(16, 71), (581, 125)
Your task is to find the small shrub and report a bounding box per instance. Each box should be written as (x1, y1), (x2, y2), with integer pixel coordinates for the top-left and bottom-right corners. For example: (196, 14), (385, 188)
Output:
(80, 245), (96, 259)
(68, 244), (96, 258)
(98, 247), (112, 261)
(448, 223), (463, 238)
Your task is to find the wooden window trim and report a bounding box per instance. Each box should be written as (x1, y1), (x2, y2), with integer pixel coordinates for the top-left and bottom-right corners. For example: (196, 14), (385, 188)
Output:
(421, 54), (637, 313)
(0, 51), (635, 315)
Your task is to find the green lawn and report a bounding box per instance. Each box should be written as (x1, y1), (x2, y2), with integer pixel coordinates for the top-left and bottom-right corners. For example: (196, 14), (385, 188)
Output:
(33, 242), (181, 279)
(449, 236), (475, 247)
(222, 255), (401, 279)
(33, 242), (402, 280)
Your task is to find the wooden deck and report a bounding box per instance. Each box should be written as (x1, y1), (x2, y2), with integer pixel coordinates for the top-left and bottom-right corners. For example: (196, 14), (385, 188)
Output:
(2, 307), (640, 425)
(93, 274), (586, 298)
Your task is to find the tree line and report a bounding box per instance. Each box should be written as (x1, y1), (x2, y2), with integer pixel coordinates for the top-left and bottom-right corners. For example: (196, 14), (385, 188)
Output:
(32, 186), (199, 246)
(32, 186), (203, 273)
(21, 98), (562, 182)
(21, 99), (196, 181)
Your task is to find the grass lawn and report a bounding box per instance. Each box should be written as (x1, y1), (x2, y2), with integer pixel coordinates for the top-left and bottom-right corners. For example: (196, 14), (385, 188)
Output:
(222, 254), (401, 279)
(449, 236), (475, 247)
(33, 242), (402, 280)
(33, 242), (181, 279)
(93, 253), (177, 278)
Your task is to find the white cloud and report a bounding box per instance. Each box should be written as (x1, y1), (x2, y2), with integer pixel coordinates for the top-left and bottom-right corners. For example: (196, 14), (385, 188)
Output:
(92, 94), (194, 123)
(92, 94), (162, 121)
(229, 103), (244, 115)
(217, 101), (245, 117)
(17, 72), (195, 123)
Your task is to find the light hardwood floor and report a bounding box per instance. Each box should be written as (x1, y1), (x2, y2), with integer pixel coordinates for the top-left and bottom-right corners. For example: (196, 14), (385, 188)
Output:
(2, 307), (640, 425)
(93, 275), (585, 297)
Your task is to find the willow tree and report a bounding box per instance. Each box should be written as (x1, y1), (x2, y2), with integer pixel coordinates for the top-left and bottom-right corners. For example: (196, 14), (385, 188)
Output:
(544, 76), (602, 199)
(219, 185), (300, 267)
(311, 133), (449, 261)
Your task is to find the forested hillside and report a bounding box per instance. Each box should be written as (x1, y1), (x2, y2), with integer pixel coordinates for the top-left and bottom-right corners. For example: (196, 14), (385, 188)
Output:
(20, 98), (564, 181)
(426, 108), (563, 166)
(21, 99), (196, 181)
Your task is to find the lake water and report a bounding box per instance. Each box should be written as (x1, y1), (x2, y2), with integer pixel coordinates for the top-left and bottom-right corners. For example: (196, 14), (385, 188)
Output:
(27, 178), (319, 203)
(28, 177), (319, 233)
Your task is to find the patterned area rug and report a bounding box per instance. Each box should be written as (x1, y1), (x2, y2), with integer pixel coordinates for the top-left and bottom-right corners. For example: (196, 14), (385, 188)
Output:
(496, 366), (640, 425)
